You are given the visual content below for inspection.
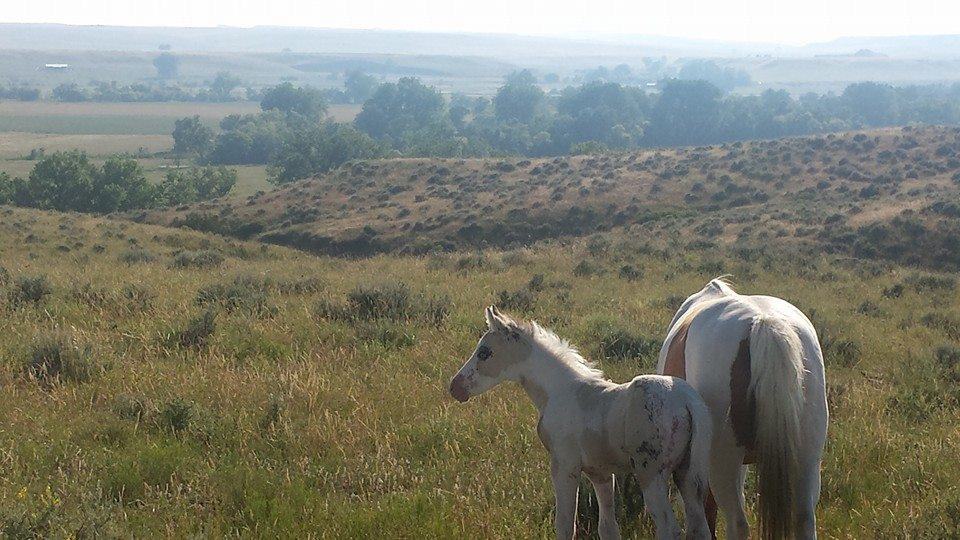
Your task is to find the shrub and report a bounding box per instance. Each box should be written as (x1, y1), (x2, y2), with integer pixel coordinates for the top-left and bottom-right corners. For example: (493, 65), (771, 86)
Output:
(103, 440), (189, 503)
(585, 318), (660, 364)
(120, 284), (155, 312)
(170, 309), (217, 348)
(119, 248), (157, 265)
(24, 331), (100, 384)
(316, 282), (449, 327)
(618, 265), (644, 281)
(159, 398), (195, 433)
(496, 288), (537, 312)
(8, 275), (52, 306)
(197, 276), (276, 316)
(171, 250), (224, 269)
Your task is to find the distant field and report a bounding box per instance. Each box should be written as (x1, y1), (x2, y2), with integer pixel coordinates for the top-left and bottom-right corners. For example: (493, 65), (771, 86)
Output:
(0, 101), (361, 135)
(0, 101), (262, 135)
(0, 132), (171, 159)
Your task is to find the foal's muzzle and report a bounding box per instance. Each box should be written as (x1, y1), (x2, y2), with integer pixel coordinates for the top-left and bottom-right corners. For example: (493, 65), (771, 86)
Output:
(449, 374), (470, 402)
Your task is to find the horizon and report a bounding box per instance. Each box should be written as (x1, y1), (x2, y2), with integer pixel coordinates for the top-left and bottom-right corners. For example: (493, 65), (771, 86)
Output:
(3, 0), (959, 46)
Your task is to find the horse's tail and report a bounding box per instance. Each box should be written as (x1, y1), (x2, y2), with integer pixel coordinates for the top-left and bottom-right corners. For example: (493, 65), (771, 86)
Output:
(749, 315), (805, 540)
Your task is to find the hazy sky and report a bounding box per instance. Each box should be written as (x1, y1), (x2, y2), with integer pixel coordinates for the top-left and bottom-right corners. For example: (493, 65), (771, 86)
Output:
(4, 0), (959, 44)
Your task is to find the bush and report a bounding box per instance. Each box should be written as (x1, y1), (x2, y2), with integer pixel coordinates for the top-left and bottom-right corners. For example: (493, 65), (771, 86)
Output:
(160, 167), (237, 205)
(585, 318), (660, 364)
(618, 264), (643, 281)
(171, 250), (224, 269)
(8, 275), (52, 306)
(496, 287), (537, 312)
(316, 282), (449, 326)
(170, 309), (217, 348)
(159, 398), (195, 433)
(197, 276), (276, 315)
(24, 331), (100, 384)
(119, 248), (157, 265)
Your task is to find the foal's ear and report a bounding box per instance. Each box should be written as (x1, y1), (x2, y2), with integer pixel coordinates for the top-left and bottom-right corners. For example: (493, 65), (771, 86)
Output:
(485, 305), (511, 333)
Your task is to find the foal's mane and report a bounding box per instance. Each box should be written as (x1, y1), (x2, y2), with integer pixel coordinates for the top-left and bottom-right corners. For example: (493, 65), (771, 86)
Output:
(518, 319), (606, 380)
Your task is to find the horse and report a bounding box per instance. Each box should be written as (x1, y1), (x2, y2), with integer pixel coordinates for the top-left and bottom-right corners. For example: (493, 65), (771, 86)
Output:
(657, 278), (828, 540)
(450, 306), (714, 540)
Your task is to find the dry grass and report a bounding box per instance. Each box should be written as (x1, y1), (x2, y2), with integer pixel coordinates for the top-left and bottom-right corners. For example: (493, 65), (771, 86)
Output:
(0, 205), (957, 537)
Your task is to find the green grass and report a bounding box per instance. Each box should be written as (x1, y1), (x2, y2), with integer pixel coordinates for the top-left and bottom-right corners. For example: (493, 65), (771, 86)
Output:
(0, 206), (957, 537)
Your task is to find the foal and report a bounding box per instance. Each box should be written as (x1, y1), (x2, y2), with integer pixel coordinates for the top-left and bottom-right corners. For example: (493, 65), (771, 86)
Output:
(450, 306), (713, 540)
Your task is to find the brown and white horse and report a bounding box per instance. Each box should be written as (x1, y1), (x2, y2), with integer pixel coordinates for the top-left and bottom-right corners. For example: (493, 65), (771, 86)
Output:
(451, 307), (714, 539)
(657, 278), (828, 539)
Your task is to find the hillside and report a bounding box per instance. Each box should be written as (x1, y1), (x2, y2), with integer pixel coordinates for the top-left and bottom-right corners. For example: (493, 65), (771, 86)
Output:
(1, 204), (959, 536)
(141, 125), (960, 270)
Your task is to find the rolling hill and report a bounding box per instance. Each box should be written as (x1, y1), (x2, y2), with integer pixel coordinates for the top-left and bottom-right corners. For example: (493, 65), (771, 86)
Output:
(139, 125), (960, 270)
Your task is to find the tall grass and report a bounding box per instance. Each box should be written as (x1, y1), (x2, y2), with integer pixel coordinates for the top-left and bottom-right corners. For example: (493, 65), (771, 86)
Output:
(0, 206), (957, 537)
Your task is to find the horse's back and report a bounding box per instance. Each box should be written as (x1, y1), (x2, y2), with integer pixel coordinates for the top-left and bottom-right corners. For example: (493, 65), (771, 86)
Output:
(659, 293), (825, 420)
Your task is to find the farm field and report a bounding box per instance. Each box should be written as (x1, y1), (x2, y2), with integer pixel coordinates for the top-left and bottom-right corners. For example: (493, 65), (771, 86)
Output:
(0, 101), (360, 135)
(0, 205), (957, 537)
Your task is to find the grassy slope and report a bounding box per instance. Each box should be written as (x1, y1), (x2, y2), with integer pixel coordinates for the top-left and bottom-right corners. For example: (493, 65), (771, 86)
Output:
(0, 205), (957, 537)
(141, 126), (960, 267)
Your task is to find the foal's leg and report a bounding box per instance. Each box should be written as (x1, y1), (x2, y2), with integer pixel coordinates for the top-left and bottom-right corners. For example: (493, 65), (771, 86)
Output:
(551, 462), (580, 540)
(674, 468), (711, 539)
(586, 472), (621, 540)
(641, 474), (681, 540)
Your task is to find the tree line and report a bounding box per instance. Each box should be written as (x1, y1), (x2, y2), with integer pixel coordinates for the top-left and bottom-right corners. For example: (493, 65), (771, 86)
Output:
(173, 74), (960, 184)
(0, 153), (236, 213)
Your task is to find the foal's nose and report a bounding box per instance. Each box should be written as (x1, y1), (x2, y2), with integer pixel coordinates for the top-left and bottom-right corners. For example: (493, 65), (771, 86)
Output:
(449, 374), (470, 402)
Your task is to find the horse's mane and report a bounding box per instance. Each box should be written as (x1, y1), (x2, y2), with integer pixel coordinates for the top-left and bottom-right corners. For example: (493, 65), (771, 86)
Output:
(518, 320), (606, 380)
(708, 275), (737, 295)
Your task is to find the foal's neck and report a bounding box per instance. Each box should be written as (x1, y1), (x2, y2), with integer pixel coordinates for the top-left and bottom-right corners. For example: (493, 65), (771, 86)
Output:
(517, 337), (605, 414)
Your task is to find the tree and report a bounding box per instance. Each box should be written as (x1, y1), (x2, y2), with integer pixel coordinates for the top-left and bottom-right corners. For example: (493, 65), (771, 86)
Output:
(13, 152), (157, 213)
(354, 77), (447, 146)
(91, 157), (156, 212)
(208, 112), (285, 165)
(52, 83), (88, 102)
(260, 82), (328, 119)
(153, 53), (180, 79)
(553, 82), (647, 151)
(677, 60), (751, 92)
(646, 79), (723, 146)
(25, 151), (98, 211)
(344, 71), (378, 104)
(843, 82), (898, 126)
(494, 70), (545, 124)
(210, 72), (242, 101)
(271, 122), (383, 184)
(160, 167), (237, 205)
(172, 116), (214, 156)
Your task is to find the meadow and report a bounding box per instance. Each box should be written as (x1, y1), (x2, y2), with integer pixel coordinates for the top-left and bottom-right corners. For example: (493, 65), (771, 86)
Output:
(0, 204), (957, 537)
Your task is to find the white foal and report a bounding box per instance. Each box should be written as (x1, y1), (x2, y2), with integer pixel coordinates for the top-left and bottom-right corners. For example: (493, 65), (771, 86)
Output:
(450, 306), (713, 540)
(657, 278), (828, 540)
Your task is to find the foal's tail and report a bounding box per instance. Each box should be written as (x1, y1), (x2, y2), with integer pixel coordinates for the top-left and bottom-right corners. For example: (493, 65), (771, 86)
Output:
(750, 316), (806, 540)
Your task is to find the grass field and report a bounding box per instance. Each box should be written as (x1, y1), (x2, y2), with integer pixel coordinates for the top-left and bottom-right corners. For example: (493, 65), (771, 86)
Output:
(0, 206), (957, 537)
(0, 101), (361, 135)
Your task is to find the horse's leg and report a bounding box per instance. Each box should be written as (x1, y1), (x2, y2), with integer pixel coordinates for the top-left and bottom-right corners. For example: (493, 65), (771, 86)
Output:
(674, 467), (711, 539)
(709, 448), (749, 540)
(551, 462), (580, 540)
(586, 472), (621, 540)
(641, 474), (680, 540)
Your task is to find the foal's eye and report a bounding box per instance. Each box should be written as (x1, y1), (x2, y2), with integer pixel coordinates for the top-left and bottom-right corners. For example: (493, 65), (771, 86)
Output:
(477, 346), (492, 361)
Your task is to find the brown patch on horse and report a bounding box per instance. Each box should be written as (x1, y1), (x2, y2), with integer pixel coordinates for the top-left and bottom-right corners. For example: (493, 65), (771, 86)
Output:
(663, 322), (691, 379)
(729, 336), (757, 462)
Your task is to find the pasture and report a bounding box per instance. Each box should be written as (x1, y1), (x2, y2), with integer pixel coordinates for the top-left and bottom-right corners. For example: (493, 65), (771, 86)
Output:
(0, 206), (957, 537)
